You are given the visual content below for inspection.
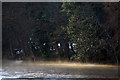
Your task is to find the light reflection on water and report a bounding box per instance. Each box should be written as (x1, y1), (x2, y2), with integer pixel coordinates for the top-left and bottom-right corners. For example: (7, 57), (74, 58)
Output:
(1, 60), (119, 79)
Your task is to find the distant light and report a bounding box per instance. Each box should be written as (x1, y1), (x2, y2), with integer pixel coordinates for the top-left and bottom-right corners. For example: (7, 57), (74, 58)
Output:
(68, 42), (71, 49)
(35, 47), (37, 50)
(50, 48), (52, 51)
(73, 43), (77, 46)
(30, 37), (32, 40)
(43, 43), (46, 46)
(20, 49), (23, 53)
(69, 45), (71, 49)
(91, 45), (93, 47)
(16, 51), (20, 54)
(58, 43), (61, 47)
(73, 43), (77, 47)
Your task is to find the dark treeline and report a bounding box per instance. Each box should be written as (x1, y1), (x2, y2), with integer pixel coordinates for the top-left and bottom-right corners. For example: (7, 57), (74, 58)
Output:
(2, 2), (120, 64)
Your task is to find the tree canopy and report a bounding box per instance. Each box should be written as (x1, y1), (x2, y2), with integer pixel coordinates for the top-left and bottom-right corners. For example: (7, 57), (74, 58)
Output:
(2, 2), (120, 64)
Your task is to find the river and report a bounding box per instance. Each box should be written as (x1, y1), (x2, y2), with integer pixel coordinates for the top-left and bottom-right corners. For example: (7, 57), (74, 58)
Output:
(1, 60), (119, 80)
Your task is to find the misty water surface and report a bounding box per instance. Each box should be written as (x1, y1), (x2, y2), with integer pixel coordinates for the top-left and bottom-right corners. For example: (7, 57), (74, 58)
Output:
(1, 60), (119, 80)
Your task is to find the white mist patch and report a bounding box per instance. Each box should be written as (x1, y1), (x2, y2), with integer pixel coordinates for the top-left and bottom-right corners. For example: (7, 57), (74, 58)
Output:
(2, 60), (118, 79)
(14, 60), (23, 64)
(85, 64), (96, 66)
(36, 62), (116, 68)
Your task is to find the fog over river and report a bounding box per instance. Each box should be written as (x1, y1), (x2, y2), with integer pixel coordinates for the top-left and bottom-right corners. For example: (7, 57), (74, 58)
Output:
(1, 60), (119, 80)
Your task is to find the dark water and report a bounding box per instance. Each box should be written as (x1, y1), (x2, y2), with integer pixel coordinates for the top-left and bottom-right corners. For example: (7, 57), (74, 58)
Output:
(1, 60), (119, 80)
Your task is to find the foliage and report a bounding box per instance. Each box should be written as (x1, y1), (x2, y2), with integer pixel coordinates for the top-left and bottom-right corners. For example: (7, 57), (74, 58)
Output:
(62, 3), (98, 62)
(2, 2), (119, 64)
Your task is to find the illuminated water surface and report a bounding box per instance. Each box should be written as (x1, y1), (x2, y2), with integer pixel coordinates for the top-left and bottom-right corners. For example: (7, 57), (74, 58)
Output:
(1, 60), (119, 79)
